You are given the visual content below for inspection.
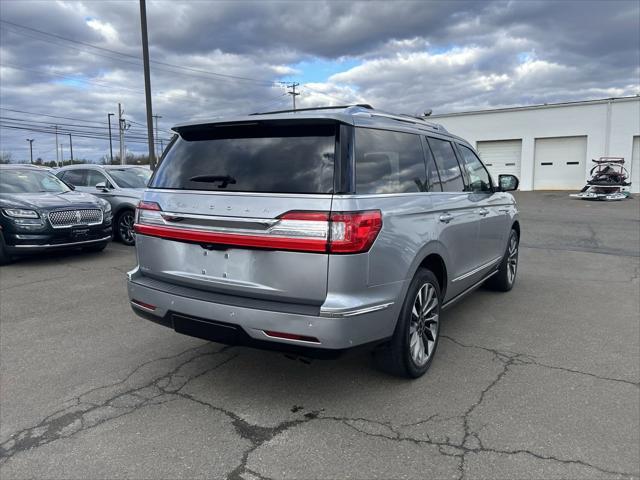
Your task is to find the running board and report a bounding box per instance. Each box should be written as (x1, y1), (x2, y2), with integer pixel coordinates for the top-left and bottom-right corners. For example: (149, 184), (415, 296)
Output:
(442, 269), (499, 310)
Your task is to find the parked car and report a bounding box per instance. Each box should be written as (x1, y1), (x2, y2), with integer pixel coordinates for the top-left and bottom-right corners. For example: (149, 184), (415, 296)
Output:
(56, 165), (151, 245)
(0, 165), (113, 265)
(127, 105), (520, 378)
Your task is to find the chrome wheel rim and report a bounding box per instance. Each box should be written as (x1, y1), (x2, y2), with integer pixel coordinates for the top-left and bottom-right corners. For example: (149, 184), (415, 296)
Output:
(409, 282), (439, 366)
(119, 212), (135, 244)
(507, 233), (518, 284)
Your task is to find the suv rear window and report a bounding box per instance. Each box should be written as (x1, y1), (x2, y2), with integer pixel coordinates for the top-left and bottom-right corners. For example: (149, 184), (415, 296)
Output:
(150, 123), (336, 194)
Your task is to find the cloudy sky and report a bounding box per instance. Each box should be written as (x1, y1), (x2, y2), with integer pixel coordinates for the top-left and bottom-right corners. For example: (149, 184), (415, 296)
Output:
(1, 0), (638, 162)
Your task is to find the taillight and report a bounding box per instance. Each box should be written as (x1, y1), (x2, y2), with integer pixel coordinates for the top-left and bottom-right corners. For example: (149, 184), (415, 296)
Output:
(135, 200), (163, 225)
(134, 206), (382, 254)
(328, 211), (382, 253)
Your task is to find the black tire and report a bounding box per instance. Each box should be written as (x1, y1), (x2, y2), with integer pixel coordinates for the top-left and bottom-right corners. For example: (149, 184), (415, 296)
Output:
(0, 234), (13, 266)
(116, 209), (136, 246)
(374, 268), (441, 378)
(486, 229), (519, 292)
(83, 241), (109, 253)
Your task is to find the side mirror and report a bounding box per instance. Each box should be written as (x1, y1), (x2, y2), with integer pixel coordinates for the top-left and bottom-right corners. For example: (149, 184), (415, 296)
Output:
(95, 182), (109, 191)
(498, 174), (519, 192)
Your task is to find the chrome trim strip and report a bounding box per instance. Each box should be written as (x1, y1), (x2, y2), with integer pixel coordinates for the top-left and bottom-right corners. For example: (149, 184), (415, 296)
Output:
(443, 270), (499, 310)
(451, 256), (502, 283)
(320, 302), (394, 318)
(260, 331), (321, 345)
(11, 235), (112, 249)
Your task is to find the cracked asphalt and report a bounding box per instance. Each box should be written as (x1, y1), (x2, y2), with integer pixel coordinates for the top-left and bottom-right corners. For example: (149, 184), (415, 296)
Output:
(1, 192), (639, 479)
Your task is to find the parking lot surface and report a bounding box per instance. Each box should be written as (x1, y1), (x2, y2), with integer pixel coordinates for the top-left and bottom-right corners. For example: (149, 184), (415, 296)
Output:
(1, 192), (638, 479)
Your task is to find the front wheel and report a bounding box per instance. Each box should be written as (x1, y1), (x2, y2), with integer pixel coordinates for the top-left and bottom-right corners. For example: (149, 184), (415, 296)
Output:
(486, 229), (519, 292)
(374, 268), (441, 378)
(117, 210), (136, 246)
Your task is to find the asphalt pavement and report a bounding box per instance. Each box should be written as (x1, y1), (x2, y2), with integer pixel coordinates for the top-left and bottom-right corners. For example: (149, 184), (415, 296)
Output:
(1, 191), (638, 479)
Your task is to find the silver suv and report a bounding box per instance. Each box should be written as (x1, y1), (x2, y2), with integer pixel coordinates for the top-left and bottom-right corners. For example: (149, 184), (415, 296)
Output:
(127, 105), (520, 378)
(56, 165), (151, 245)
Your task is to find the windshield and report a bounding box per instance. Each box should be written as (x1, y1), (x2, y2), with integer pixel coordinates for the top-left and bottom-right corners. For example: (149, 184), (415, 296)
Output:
(0, 169), (71, 194)
(150, 123), (336, 194)
(108, 167), (151, 188)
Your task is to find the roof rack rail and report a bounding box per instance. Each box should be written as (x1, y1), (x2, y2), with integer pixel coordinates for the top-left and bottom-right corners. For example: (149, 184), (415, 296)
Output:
(250, 104), (373, 115)
(367, 111), (448, 133)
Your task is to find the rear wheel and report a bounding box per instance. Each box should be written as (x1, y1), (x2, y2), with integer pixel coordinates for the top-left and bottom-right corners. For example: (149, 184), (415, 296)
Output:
(117, 210), (136, 246)
(486, 229), (519, 292)
(374, 268), (441, 378)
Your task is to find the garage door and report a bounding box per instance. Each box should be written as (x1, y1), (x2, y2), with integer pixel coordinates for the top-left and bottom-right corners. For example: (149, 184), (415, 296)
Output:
(476, 140), (522, 181)
(533, 136), (587, 190)
(631, 136), (639, 193)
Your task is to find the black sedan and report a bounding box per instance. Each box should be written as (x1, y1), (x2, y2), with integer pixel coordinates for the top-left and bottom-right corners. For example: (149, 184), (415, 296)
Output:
(0, 165), (113, 265)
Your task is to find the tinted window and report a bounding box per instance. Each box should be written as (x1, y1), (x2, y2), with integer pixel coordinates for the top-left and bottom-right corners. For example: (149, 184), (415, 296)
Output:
(86, 170), (108, 187)
(427, 137), (465, 192)
(355, 128), (426, 194)
(423, 139), (443, 192)
(150, 124), (336, 194)
(108, 168), (151, 188)
(0, 169), (70, 194)
(458, 145), (492, 193)
(60, 169), (86, 186)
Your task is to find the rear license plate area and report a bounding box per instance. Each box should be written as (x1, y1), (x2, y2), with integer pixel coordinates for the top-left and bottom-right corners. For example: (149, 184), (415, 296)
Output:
(172, 314), (240, 344)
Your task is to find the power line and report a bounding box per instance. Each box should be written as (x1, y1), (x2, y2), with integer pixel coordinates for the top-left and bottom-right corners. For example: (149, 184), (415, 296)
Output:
(0, 19), (280, 87)
(0, 107), (109, 125)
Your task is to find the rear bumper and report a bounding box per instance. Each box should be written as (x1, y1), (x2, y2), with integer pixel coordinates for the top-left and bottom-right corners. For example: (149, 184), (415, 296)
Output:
(127, 269), (397, 353)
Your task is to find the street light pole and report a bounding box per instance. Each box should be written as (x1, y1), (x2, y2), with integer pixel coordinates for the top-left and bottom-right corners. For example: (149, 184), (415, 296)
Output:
(68, 133), (74, 162)
(107, 113), (115, 164)
(139, 0), (156, 170)
(26, 138), (34, 164)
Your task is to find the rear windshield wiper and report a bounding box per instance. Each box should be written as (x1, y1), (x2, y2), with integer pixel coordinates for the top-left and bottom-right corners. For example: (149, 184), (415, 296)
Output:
(188, 175), (237, 188)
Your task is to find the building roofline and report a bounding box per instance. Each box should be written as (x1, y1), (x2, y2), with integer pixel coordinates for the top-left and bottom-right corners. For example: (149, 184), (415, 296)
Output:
(429, 95), (640, 118)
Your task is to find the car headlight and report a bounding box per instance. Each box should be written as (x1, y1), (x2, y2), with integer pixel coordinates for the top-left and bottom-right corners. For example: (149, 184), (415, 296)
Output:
(98, 200), (112, 215)
(3, 208), (40, 218)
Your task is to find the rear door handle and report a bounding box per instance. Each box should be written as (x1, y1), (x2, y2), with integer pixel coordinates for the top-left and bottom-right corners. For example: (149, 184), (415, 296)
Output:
(439, 213), (453, 224)
(478, 208), (489, 217)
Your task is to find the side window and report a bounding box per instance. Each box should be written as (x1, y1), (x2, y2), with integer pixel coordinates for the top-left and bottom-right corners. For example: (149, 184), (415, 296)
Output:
(355, 128), (427, 194)
(60, 170), (86, 187)
(423, 139), (443, 192)
(85, 170), (108, 187)
(457, 145), (493, 193)
(426, 137), (465, 192)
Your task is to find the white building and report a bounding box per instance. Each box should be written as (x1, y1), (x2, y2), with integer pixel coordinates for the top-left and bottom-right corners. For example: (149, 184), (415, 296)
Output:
(429, 96), (640, 192)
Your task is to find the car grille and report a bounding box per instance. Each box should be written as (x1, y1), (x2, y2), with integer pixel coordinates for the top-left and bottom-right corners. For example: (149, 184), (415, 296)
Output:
(48, 209), (103, 228)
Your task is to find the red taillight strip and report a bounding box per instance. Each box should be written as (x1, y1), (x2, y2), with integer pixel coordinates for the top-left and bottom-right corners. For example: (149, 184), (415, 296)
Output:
(134, 223), (328, 252)
(263, 330), (320, 343)
(131, 299), (156, 311)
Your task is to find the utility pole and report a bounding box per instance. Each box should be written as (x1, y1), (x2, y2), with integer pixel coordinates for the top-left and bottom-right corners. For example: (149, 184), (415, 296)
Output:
(54, 125), (59, 166)
(107, 113), (115, 164)
(26, 139), (34, 164)
(60, 143), (64, 166)
(139, 0), (156, 170)
(152, 114), (162, 159)
(68, 134), (74, 162)
(118, 103), (125, 165)
(287, 83), (300, 110)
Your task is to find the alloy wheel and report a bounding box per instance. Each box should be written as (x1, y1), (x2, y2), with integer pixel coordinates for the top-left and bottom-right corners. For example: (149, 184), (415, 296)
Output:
(409, 282), (439, 366)
(119, 211), (136, 245)
(507, 232), (518, 284)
